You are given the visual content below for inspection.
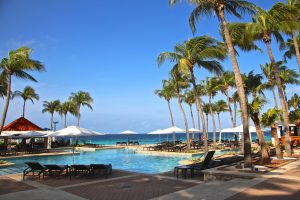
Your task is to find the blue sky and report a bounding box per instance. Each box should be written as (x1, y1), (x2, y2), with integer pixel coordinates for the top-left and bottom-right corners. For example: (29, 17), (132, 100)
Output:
(0, 0), (297, 133)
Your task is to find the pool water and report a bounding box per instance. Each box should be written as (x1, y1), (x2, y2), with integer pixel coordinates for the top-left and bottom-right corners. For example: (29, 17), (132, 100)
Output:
(1, 149), (196, 175)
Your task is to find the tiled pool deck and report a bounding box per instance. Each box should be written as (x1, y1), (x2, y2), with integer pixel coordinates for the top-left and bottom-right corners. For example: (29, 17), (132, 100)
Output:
(0, 158), (299, 200)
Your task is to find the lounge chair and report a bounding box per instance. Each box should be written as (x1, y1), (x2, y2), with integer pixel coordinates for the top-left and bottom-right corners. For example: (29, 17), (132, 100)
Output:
(70, 165), (91, 178)
(23, 162), (48, 180)
(90, 164), (112, 178)
(192, 150), (216, 173)
(174, 150), (215, 178)
(44, 164), (69, 177)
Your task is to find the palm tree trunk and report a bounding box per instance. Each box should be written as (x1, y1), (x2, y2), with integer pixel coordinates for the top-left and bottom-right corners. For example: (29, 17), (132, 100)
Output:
(50, 113), (54, 131)
(167, 100), (176, 144)
(190, 69), (208, 151)
(217, 113), (222, 143)
(265, 41), (292, 156)
(225, 90), (235, 128)
(22, 100), (26, 117)
(219, 11), (252, 167)
(64, 114), (67, 128)
(206, 114), (208, 135)
(271, 86), (283, 124)
(189, 105), (196, 139)
(291, 31), (300, 74)
(209, 95), (217, 147)
(271, 87), (279, 108)
(251, 114), (270, 164)
(234, 102), (237, 127)
(77, 105), (81, 127)
(271, 124), (283, 159)
(176, 94), (190, 149)
(0, 74), (11, 135)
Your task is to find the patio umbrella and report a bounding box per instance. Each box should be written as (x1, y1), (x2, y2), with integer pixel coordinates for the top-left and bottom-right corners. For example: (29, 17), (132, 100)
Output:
(120, 130), (137, 144)
(47, 126), (105, 162)
(162, 126), (185, 144)
(147, 129), (166, 143)
(188, 128), (201, 142)
(221, 125), (256, 141)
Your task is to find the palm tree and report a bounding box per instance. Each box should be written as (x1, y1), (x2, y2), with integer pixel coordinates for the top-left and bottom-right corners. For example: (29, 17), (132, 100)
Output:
(202, 103), (210, 136)
(0, 47), (44, 135)
(260, 63), (279, 108)
(283, 36), (300, 65)
(288, 93), (300, 111)
(218, 71), (236, 128)
(69, 91), (93, 127)
(157, 35), (226, 151)
(261, 108), (283, 159)
(155, 81), (176, 142)
(184, 90), (196, 139)
(242, 7), (293, 156)
(57, 101), (77, 128)
(215, 100), (228, 143)
(232, 91), (240, 128)
(248, 96), (270, 164)
(42, 100), (60, 131)
(0, 76), (7, 99)
(244, 71), (264, 98)
(201, 77), (219, 147)
(276, 0), (300, 73)
(169, 68), (191, 149)
(12, 86), (39, 117)
(279, 67), (300, 104)
(289, 109), (300, 135)
(170, 0), (258, 167)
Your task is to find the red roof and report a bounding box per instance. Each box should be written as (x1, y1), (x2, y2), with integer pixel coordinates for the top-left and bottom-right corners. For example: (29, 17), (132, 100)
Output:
(3, 117), (43, 131)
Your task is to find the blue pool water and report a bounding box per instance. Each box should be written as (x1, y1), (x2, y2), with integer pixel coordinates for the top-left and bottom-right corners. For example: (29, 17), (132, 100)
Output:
(1, 149), (200, 175)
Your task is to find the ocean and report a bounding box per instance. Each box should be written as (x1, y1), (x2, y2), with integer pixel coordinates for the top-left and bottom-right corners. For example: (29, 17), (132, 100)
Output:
(72, 132), (272, 145)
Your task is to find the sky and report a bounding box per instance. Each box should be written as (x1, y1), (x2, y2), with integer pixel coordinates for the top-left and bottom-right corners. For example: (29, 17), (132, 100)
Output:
(0, 0), (297, 133)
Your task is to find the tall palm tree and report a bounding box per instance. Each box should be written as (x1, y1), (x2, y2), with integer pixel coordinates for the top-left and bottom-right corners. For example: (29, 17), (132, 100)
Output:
(69, 91), (93, 127)
(12, 86), (39, 117)
(42, 100), (60, 131)
(232, 91), (240, 128)
(184, 90), (196, 139)
(241, 7), (293, 156)
(276, 0), (300, 73)
(218, 71), (235, 128)
(157, 35), (226, 151)
(169, 68), (191, 149)
(170, 0), (258, 167)
(0, 76), (7, 99)
(248, 96), (270, 164)
(57, 101), (77, 128)
(288, 93), (300, 111)
(260, 63), (279, 108)
(155, 81), (176, 142)
(283, 36), (300, 65)
(244, 71), (265, 98)
(202, 103), (210, 136)
(215, 100), (228, 143)
(279, 67), (300, 104)
(201, 77), (219, 147)
(0, 47), (44, 135)
(261, 108), (283, 159)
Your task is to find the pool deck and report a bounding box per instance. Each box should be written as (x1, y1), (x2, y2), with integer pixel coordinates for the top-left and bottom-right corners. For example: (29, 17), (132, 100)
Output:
(0, 157), (299, 200)
(0, 151), (80, 160)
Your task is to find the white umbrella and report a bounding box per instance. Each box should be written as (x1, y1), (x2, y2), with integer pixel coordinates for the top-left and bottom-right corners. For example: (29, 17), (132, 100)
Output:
(147, 129), (166, 134)
(120, 130), (137, 134)
(221, 125), (256, 133)
(47, 126), (104, 163)
(148, 129), (165, 143)
(188, 128), (201, 133)
(162, 126), (185, 144)
(162, 126), (185, 133)
(47, 126), (104, 137)
(120, 130), (137, 144)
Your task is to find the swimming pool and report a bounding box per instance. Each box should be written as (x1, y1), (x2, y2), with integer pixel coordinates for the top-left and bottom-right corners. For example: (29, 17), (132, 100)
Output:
(0, 149), (196, 175)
